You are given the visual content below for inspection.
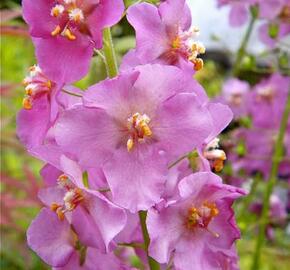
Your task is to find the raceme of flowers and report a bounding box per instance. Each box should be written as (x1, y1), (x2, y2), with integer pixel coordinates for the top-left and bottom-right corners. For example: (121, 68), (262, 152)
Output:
(217, 0), (290, 48)
(18, 0), (246, 269)
(217, 74), (290, 180)
(214, 73), (290, 244)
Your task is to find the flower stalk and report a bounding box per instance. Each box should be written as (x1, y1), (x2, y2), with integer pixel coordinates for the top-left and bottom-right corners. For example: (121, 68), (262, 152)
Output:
(139, 211), (160, 270)
(251, 91), (290, 270)
(103, 27), (118, 78)
(233, 6), (258, 76)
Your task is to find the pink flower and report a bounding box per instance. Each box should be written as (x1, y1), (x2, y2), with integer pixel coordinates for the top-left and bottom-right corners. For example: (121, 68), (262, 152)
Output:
(147, 172), (245, 270)
(22, 0), (124, 83)
(54, 64), (213, 212)
(218, 78), (250, 119)
(121, 0), (205, 72)
(258, 22), (290, 48)
(27, 155), (127, 266)
(16, 65), (83, 148)
(28, 207), (129, 269)
(255, 0), (286, 20)
(217, 0), (253, 27)
(249, 73), (290, 129)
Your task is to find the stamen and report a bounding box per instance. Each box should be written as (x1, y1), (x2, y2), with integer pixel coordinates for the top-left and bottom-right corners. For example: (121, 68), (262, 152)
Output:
(170, 26), (205, 70)
(22, 77), (32, 86)
(127, 113), (152, 151)
(57, 174), (74, 189)
(204, 149), (226, 161)
(206, 138), (220, 150)
(51, 25), (61, 36)
(50, 187), (84, 221)
(206, 227), (220, 238)
(63, 28), (76, 40)
(203, 138), (226, 172)
(50, 203), (65, 221)
(63, 189), (84, 211)
(51, 4), (65, 17)
(186, 202), (219, 233)
(25, 83), (37, 96)
(192, 58), (204, 71)
(21, 65), (52, 110)
(50, 203), (59, 212)
(127, 138), (134, 152)
(64, 0), (76, 4)
(22, 97), (32, 110)
(29, 65), (42, 76)
(43, 80), (52, 89)
(192, 42), (206, 54)
(213, 158), (225, 172)
(69, 8), (84, 23)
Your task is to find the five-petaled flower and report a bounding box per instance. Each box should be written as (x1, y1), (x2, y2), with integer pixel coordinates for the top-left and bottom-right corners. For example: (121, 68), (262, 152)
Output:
(22, 0), (124, 83)
(121, 0), (205, 73)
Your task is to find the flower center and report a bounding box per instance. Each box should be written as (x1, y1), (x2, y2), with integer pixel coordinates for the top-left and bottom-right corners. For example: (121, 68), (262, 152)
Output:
(203, 138), (226, 172)
(279, 5), (290, 22)
(50, 174), (84, 221)
(126, 112), (152, 152)
(171, 27), (205, 71)
(257, 86), (274, 102)
(186, 202), (219, 236)
(229, 92), (243, 106)
(22, 65), (52, 110)
(50, 0), (92, 41)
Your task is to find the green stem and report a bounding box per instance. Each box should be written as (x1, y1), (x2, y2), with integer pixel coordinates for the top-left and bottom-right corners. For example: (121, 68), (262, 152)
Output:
(233, 9), (257, 76)
(102, 28), (118, 78)
(251, 91), (290, 270)
(139, 211), (160, 270)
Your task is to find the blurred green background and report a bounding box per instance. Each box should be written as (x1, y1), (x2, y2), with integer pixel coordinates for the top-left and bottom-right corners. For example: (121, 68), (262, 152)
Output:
(1, 0), (289, 269)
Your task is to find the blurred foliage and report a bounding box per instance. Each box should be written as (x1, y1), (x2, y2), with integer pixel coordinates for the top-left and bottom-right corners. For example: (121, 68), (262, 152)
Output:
(1, 1), (290, 270)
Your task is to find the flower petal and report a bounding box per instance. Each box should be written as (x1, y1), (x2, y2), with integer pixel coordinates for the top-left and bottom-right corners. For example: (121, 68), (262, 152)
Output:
(27, 208), (74, 267)
(33, 36), (93, 84)
(103, 146), (167, 212)
(55, 106), (121, 168)
(127, 3), (168, 60)
(153, 93), (212, 159)
(16, 95), (50, 148)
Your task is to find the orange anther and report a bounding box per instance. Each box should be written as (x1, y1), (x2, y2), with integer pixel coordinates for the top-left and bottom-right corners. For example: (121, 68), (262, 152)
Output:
(45, 80), (52, 89)
(64, 29), (76, 41)
(56, 209), (65, 221)
(50, 203), (60, 212)
(25, 88), (33, 96)
(52, 8), (60, 17)
(213, 159), (224, 172)
(51, 25), (61, 37)
(193, 58), (204, 71)
(22, 97), (32, 110)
